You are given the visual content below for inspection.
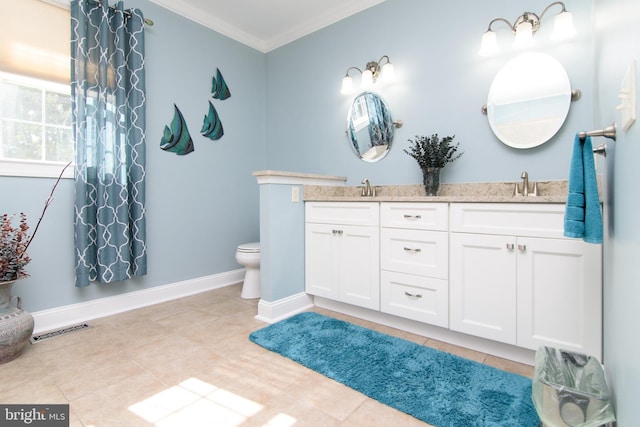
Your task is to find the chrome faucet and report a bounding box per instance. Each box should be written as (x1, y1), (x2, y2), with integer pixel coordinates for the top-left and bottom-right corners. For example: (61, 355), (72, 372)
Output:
(361, 178), (373, 197)
(515, 171), (537, 197)
(520, 171), (529, 197)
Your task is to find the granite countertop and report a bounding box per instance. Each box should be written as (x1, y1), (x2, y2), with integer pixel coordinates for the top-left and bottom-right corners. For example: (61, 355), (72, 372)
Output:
(303, 181), (571, 204)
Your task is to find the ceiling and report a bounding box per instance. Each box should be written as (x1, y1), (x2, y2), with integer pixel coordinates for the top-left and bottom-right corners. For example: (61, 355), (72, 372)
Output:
(148, 0), (386, 52)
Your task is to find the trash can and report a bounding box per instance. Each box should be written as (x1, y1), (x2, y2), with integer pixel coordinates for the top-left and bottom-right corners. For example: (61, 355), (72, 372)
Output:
(532, 346), (615, 427)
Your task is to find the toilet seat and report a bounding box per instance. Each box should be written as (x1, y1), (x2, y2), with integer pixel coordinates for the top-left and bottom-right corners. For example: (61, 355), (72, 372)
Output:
(237, 242), (260, 253)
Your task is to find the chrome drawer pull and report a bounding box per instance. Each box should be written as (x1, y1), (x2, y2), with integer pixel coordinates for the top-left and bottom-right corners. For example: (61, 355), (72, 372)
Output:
(404, 291), (423, 298)
(518, 244), (527, 251)
(506, 243), (515, 250)
(403, 247), (422, 253)
(332, 229), (343, 235)
(403, 214), (422, 219)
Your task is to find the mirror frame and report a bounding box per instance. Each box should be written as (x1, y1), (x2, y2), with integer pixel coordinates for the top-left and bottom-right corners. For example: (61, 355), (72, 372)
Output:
(346, 92), (395, 162)
(486, 52), (573, 149)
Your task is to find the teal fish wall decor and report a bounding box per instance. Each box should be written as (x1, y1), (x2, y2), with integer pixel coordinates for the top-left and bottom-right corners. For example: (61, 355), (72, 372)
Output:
(211, 68), (231, 100)
(160, 104), (194, 155)
(201, 101), (224, 140)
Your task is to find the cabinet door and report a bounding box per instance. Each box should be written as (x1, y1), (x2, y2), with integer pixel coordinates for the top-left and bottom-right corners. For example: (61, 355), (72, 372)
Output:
(339, 225), (380, 310)
(450, 232), (517, 344)
(517, 237), (602, 358)
(305, 223), (340, 299)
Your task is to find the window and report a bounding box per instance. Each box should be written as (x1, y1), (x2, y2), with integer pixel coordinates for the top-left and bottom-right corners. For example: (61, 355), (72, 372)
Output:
(0, 72), (73, 178)
(350, 95), (370, 132)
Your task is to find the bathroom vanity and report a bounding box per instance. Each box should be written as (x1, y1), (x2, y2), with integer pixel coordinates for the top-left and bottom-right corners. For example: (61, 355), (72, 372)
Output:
(303, 182), (602, 363)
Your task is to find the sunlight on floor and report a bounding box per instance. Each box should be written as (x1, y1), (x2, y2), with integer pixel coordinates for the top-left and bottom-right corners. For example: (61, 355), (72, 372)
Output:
(263, 413), (297, 427)
(124, 377), (297, 426)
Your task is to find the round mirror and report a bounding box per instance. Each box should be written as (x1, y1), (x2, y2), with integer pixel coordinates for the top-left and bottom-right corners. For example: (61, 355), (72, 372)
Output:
(486, 52), (572, 149)
(347, 92), (394, 162)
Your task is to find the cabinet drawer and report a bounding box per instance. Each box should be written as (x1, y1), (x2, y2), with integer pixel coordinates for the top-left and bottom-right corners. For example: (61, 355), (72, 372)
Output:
(381, 271), (448, 327)
(381, 228), (448, 278)
(450, 203), (565, 238)
(380, 202), (448, 231)
(305, 202), (379, 226)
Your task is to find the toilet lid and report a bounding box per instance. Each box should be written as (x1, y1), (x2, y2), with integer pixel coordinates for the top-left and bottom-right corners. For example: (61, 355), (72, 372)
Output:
(237, 242), (260, 253)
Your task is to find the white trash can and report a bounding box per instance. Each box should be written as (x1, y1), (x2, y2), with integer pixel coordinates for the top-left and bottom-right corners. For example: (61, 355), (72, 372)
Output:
(532, 346), (615, 427)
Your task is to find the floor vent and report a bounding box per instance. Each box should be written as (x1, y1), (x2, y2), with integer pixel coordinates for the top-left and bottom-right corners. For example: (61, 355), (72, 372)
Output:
(30, 323), (91, 344)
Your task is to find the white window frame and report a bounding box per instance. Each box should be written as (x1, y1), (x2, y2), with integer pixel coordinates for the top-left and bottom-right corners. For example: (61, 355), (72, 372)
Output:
(0, 72), (73, 179)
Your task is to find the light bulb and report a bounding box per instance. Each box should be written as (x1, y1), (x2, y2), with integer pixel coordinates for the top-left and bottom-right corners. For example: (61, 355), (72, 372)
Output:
(478, 30), (498, 56)
(381, 62), (395, 82)
(340, 76), (354, 95)
(360, 69), (374, 89)
(551, 11), (576, 41)
(513, 21), (534, 49)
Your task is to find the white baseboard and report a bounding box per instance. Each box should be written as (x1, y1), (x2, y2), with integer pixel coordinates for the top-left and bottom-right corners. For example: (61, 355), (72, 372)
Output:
(255, 292), (314, 324)
(32, 269), (245, 334)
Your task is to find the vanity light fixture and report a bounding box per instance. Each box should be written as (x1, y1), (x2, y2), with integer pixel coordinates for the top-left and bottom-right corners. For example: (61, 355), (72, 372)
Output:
(340, 55), (395, 95)
(478, 1), (576, 56)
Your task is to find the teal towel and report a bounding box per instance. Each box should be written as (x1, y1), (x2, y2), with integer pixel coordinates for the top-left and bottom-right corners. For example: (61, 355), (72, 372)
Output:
(564, 134), (602, 243)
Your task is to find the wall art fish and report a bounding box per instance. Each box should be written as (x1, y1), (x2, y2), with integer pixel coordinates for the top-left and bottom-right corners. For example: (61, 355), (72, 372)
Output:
(160, 104), (194, 155)
(201, 101), (224, 140)
(211, 68), (231, 100)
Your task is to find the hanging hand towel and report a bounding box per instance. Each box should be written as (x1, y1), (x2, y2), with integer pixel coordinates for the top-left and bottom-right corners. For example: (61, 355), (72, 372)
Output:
(564, 134), (603, 243)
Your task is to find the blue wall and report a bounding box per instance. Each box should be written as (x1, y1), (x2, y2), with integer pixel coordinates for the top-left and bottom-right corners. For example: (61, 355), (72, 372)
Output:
(266, 0), (595, 186)
(259, 183), (306, 302)
(594, 0), (640, 424)
(1, 0), (598, 311)
(0, 0), (266, 312)
(3, 0), (640, 423)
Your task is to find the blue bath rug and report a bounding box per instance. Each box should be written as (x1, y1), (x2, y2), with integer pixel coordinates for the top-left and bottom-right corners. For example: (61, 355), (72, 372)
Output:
(249, 312), (540, 427)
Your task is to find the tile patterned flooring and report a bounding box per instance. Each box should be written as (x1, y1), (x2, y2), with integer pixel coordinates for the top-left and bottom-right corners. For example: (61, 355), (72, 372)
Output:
(0, 284), (534, 426)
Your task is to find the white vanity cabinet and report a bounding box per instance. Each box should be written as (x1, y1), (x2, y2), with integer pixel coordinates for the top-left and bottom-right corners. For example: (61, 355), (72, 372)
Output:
(305, 202), (380, 310)
(449, 203), (602, 358)
(380, 203), (449, 327)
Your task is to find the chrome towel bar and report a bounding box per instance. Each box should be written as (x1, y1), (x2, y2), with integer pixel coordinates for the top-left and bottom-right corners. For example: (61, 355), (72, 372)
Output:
(578, 122), (616, 157)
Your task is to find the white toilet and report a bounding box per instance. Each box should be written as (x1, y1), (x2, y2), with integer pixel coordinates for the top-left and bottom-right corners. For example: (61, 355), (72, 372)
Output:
(235, 242), (261, 299)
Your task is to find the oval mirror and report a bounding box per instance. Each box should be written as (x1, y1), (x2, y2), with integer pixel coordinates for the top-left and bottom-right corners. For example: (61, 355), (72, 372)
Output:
(347, 92), (394, 162)
(486, 52), (572, 149)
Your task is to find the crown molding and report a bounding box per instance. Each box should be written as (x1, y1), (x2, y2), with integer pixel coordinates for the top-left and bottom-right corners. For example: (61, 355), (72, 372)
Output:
(148, 0), (385, 53)
(43, 0), (385, 53)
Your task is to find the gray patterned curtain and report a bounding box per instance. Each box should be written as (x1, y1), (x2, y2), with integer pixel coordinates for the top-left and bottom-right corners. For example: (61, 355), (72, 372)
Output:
(366, 95), (393, 146)
(71, 0), (147, 287)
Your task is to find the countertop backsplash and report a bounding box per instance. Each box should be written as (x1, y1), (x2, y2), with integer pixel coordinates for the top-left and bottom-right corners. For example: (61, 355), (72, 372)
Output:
(303, 180), (576, 204)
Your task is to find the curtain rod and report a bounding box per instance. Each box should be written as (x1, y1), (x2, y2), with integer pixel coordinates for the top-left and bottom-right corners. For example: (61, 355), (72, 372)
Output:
(40, 0), (154, 26)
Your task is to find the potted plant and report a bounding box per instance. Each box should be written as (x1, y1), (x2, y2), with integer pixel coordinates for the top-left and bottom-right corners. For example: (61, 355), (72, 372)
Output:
(1, 213), (32, 283)
(404, 134), (463, 196)
(0, 162), (70, 363)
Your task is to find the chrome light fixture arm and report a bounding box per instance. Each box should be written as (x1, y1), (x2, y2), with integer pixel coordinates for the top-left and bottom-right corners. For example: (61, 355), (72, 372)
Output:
(539, 1), (568, 22)
(513, 12), (541, 34)
(369, 55), (392, 83)
(343, 66), (363, 78)
(479, 1), (574, 56)
(485, 17), (515, 33)
(340, 55), (395, 94)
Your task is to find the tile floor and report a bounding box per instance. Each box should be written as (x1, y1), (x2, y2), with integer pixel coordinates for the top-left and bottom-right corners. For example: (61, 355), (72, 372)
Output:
(0, 284), (534, 426)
